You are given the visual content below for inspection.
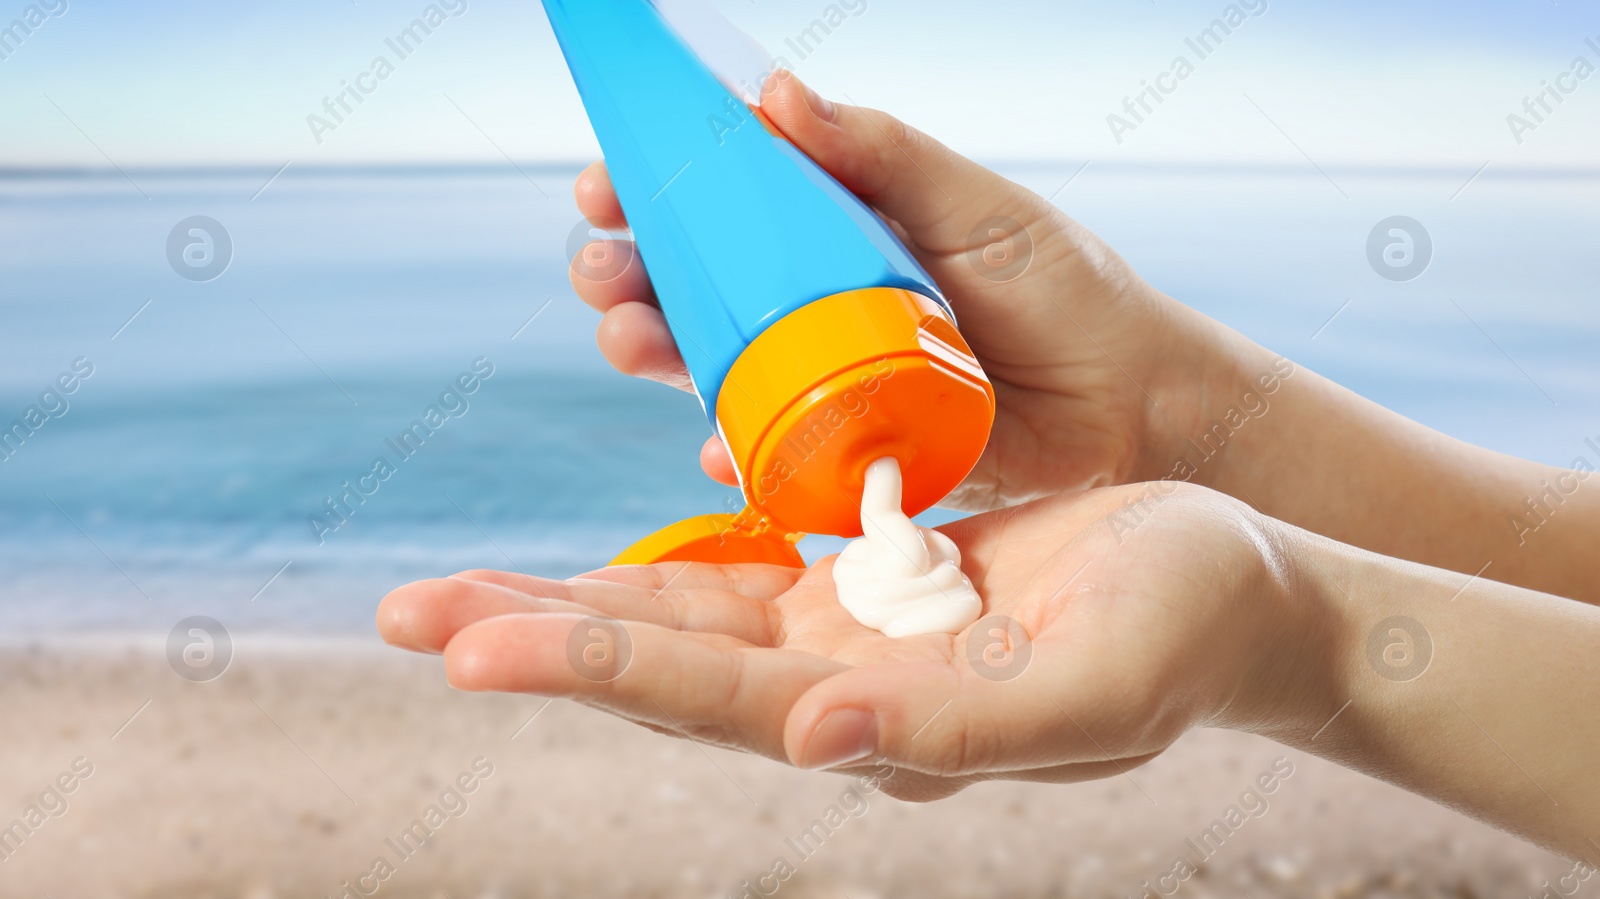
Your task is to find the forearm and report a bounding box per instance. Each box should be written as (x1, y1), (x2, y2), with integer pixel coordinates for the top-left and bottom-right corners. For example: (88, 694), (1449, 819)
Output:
(1247, 527), (1600, 859)
(1153, 311), (1600, 604)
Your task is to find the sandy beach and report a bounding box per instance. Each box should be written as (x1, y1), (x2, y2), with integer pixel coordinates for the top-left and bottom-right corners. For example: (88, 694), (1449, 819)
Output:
(0, 638), (1569, 898)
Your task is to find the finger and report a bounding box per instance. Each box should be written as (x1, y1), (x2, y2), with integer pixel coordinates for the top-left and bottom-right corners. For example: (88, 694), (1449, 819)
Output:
(574, 160), (626, 228)
(385, 569), (782, 649)
(378, 575), (601, 654)
(596, 301), (692, 390)
(459, 566), (781, 647)
(444, 613), (846, 760)
(782, 649), (1152, 777)
(759, 71), (1056, 257)
(568, 238), (652, 312)
(570, 560), (801, 604)
(699, 435), (739, 486)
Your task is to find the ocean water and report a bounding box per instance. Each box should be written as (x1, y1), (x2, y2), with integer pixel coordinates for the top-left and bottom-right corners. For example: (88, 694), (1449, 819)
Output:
(1, 164), (1596, 636)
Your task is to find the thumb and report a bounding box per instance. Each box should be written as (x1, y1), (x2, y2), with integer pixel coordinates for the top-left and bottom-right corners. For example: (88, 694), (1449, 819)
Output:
(758, 71), (1054, 257)
(782, 658), (1080, 776)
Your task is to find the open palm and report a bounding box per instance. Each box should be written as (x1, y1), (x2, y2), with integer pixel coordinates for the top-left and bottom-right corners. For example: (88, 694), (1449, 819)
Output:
(378, 484), (1293, 801)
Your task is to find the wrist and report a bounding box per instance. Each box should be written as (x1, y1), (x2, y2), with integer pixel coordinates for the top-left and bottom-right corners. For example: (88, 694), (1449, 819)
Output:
(1211, 519), (1359, 743)
(1132, 301), (1293, 492)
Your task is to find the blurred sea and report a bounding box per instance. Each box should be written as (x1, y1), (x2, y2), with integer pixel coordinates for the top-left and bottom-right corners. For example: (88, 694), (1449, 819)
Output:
(1, 163), (1596, 636)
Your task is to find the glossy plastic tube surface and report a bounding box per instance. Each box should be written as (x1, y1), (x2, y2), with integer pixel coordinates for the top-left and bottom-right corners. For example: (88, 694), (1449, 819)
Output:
(540, 0), (949, 419)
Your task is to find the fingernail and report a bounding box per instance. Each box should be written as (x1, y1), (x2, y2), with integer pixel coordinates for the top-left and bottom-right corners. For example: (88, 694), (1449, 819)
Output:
(801, 82), (836, 122)
(800, 708), (877, 769)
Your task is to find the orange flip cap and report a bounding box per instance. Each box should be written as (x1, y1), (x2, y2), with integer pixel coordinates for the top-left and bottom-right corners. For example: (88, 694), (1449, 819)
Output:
(611, 288), (995, 568)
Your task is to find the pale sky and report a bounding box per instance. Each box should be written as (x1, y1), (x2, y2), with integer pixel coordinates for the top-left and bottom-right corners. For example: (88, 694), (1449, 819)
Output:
(0, 0), (1596, 169)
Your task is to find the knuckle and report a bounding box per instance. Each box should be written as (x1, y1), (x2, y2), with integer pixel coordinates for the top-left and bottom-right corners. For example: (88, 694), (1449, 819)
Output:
(431, 575), (483, 603)
(449, 568), (500, 582)
(654, 588), (692, 628)
(915, 715), (991, 778)
(717, 650), (749, 720)
(952, 717), (1000, 774)
(876, 109), (916, 149)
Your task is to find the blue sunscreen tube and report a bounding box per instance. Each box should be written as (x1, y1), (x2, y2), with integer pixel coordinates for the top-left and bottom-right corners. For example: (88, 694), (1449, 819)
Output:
(542, 0), (994, 550)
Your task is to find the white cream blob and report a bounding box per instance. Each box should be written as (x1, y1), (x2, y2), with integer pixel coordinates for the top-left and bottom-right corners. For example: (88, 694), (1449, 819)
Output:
(832, 457), (983, 638)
